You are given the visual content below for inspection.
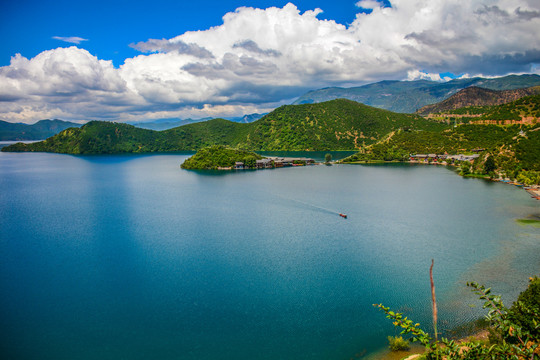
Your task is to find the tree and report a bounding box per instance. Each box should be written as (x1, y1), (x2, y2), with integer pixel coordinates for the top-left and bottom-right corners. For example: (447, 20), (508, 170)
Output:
(460, 161), (471, 175)
(484, 155), (496, 175)
(243, 155), (257, 168)
(325, 153), (332, 164)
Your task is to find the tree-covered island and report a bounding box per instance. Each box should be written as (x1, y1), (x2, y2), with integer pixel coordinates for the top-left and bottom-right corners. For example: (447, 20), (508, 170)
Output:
(180, 145), (264, 170)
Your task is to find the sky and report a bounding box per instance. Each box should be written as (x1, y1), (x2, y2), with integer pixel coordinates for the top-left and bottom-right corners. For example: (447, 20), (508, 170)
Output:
(1, 0), (539, 124)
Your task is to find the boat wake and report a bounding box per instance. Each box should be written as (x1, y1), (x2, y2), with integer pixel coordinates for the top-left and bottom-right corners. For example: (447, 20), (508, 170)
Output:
(272, 194), (346, 218)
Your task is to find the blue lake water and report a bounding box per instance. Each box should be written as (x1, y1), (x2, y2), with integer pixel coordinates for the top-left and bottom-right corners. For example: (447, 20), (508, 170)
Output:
(1, 151), (539, 360)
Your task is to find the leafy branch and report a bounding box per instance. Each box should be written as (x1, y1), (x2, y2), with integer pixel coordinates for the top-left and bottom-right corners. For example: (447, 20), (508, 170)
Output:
(374, 274), (540, 359)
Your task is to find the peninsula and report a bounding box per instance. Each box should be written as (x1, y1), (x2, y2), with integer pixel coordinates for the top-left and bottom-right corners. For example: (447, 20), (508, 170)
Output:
(180, 145), (316, 170)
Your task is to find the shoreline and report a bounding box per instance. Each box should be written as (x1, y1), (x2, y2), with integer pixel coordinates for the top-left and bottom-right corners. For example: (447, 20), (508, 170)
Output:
(341, 159), (540, 200)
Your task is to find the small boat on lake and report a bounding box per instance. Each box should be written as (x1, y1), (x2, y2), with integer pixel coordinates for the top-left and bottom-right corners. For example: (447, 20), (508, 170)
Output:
(339, 213), (347, 219)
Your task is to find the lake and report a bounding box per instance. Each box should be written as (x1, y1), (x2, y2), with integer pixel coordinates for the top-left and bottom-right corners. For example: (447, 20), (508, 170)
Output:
(1, 150), (539, 360)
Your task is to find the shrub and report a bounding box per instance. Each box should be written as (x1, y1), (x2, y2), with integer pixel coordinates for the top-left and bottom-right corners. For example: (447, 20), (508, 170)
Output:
(509, 276), (540, 339)
(387, 335), (410, 351)
(325, 153), (332, 163)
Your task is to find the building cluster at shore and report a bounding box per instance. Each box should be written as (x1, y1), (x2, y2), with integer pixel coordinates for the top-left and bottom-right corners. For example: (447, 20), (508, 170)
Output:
(409, 153), (480, 163)
(409, 152), (540, 200)
(234, 157), (316, 170)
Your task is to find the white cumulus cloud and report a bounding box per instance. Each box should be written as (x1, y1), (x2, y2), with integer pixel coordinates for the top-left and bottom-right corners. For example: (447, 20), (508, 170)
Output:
(52, 36), (88, 44)
(1, 1), (540, 123)
(355, 1), (384, 10)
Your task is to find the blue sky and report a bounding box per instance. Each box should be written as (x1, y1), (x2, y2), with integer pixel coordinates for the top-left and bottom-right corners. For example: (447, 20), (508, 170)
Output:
(0, 0), (539, 123)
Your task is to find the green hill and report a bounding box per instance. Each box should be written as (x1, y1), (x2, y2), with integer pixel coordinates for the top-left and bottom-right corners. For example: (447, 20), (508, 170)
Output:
(236, 99), (446, 150)
(0, 119), (82, 140)
(2, 99), (445, 154)
(2, 121), (160, 154)
(293, 74), (540, 113)
(2, 119), (254, 154)
(163, 118), (250, 150)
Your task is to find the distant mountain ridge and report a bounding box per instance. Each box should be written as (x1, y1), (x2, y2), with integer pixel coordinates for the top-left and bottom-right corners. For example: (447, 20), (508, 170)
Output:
(417, 86), (540, 115)
(293, 74), (540, 113)
(0, 113), (266, 139)
(130, 113), (266, 130)
(129, 118), (211, 131)
(0, 119), (81, 141)
(228, 113), (266, 124)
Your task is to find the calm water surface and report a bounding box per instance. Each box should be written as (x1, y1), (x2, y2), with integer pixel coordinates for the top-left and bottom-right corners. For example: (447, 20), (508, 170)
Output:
(1, 151), (539, 360)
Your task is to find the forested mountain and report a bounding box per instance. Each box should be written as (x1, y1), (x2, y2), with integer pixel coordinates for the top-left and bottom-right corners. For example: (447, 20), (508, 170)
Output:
(2, 99), (444, 153)
(2, 119), (250, 154)
(234, 99), (444, 150)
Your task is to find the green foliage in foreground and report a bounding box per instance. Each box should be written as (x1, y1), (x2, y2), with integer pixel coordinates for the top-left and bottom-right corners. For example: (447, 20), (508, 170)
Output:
(375, 278), (540, 359)
(511, 277), (540, 339)
(180, 145), (263, 170)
